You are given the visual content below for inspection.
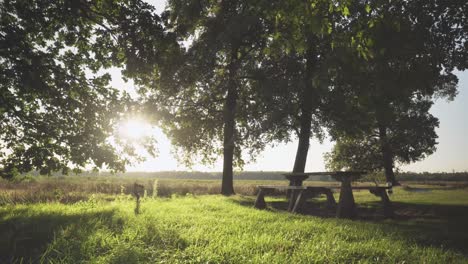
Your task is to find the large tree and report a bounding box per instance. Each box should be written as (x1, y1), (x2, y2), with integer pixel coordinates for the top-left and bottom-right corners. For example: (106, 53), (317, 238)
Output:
(223, 0), (349, 175)
(0, 0), (167, 178)
(324, 0), (467, 184)
(266, 0), (332, 173)
(145, 0), (284, 195)
(325, 100), (439, 176)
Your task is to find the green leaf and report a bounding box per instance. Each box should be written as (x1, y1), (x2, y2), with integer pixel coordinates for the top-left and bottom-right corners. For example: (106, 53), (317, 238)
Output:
(365, 4), (371, 13)
(342, 6), (350, 17)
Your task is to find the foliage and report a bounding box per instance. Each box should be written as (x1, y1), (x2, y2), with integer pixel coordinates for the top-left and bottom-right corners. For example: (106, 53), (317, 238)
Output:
(323, 0), (467, 182)
(325, 100), (439, 172)
(143, 0), (295, 194)
(2, 0), (466, 189)
(325, 136), (382, 172)
(255, 0), (350, 173)
(145, 0), (272, 167)
(0, 0), (165, 178)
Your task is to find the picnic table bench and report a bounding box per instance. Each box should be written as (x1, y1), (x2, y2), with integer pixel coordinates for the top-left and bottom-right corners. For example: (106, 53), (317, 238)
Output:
(254, 172), (394, 218)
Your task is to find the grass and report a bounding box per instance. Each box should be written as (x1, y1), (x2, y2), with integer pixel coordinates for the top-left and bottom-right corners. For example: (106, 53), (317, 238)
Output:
(1, 181), (468, 263)
(0, 176), (340, 205)
(2, 176), (465, 205)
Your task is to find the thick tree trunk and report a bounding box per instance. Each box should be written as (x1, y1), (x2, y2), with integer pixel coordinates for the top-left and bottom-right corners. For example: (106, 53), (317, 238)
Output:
(293, 108), (312, 173)
(221, 47), (238, 196)
(292, 47), (316, 173)
(221, 84), (237, 195)
(378, 124), (400, 186)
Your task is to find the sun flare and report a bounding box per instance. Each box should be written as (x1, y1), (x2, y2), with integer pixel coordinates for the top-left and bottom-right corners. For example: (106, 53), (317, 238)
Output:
(118, 119), (153, 141)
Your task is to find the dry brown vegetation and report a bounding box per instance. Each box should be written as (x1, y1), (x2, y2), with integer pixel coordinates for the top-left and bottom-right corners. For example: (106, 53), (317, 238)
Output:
(0, 177), (263, 204)
(1, 176), (467, 205)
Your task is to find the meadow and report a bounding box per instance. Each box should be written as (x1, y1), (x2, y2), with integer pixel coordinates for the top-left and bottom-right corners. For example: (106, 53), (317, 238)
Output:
(1, 176), (468, 263)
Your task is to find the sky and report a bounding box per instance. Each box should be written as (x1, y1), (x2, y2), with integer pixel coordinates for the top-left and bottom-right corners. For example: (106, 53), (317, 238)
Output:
(115, 0), (468, 173)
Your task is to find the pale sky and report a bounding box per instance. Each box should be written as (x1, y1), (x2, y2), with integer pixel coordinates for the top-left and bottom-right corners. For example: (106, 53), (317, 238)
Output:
(115, 0), (468, 173)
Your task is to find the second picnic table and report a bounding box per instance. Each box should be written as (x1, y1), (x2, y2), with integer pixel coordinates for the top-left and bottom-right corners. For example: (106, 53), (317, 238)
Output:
(254, 171), (393, 218)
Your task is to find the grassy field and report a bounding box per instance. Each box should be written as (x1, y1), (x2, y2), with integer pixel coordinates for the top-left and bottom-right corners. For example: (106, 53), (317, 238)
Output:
(0, 176), (345, 205)
(1, 178), (468, 263)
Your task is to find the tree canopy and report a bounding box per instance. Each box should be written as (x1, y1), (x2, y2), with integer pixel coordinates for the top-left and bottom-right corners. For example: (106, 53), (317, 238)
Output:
(257, 0), (352, 174)
(142, 0), (287, 195)
(1, 0), (466, 188)
(0, 0), (166, 178)
(323, 0), (467, 184)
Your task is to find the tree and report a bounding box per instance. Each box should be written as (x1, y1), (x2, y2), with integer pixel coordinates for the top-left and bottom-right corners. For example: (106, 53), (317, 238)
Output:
(239, 0), (349, 172)
(142, 0), (281, 195)
(0, 0), (167, 178)
(264, 0), (335, 173)
(325, 100), (439, 177)
(324, 0), (467, 184)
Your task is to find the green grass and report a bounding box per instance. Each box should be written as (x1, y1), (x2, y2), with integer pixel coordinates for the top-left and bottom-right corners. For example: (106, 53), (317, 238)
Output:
(1, 186), (468, 263)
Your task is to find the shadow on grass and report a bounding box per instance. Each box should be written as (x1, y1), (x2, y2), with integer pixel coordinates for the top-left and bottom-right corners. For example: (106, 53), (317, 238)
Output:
(0, 205), (190, 263)
(379, 202), (468, 255)
(230, 196), (468, 256)
(0, 208), (117, 262)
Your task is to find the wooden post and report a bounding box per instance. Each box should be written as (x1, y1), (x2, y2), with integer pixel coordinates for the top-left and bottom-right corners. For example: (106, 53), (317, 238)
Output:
(254, 188), (267, 209)
(369, 188), (394, 218)
(380, 190), (394, 218)
(292, 189), (307, 213)
(323, 188), (337, 208)
(336, 177), (356, 218)
(285, 174), (308, 199)
(133, 183), (144, 215)
(288, 189), (298, 212)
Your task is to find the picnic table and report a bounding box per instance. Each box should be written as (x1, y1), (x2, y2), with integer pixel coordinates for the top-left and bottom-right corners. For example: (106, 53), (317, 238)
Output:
(254, 171), (393, 218)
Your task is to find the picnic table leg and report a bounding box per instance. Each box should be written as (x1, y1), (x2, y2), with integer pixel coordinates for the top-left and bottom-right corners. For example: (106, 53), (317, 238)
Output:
(288, 189), (298, 212)
(287, 178), (304, 199)
(286, 186), (292, 200)
(380, 190), (394, 218)
(370, 188), (394, 218)
(292, 189), (307, 213)
(254, 189), (267, 209)
(323, 188), (337, 208)
(336, 177), (356, 218)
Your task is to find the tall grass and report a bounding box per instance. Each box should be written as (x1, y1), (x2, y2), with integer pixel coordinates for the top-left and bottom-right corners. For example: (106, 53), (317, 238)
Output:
(1, 176), (468, 262)
(0, 177), (258, 205)
(1, 176), (466, 205)
(1, 193), (467, 263)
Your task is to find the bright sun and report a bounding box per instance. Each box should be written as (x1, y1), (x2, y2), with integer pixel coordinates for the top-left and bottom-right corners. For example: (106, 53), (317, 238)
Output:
(118, 119), (153, 141)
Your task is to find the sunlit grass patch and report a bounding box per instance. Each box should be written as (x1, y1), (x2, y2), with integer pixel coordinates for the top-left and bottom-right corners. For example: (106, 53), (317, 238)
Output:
(1, 190), (467, 263)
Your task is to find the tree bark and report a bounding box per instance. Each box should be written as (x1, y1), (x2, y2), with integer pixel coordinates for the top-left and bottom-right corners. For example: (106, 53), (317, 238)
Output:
(221, 47), (239, 196)
(378, 123), (400, 186)
(293, 108), (312, 173)
(292, 47), (316, 173)
(221, 83), (237, 195)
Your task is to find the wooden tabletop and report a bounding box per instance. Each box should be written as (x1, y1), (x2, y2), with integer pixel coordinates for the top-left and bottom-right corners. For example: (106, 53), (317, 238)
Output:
(282, 171), (367, 177)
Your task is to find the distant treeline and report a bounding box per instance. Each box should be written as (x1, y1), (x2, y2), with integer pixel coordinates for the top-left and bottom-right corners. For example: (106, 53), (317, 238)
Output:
(396, 172), (468, 182)
(25, 170), (468, 182)
(42, 171), (322, 181)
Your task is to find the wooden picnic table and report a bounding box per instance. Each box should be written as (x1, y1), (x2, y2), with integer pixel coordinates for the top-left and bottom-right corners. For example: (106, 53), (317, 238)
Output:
(254, 171), (393, 218)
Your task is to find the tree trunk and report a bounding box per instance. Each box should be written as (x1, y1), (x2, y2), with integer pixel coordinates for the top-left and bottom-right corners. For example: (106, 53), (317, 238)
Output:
(292, 46), (316, 173)
(293, 108), (312, 173)
(221, 84), (237, 195)
(378, 123), (400, 186)
(221, 47), (238, 196)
